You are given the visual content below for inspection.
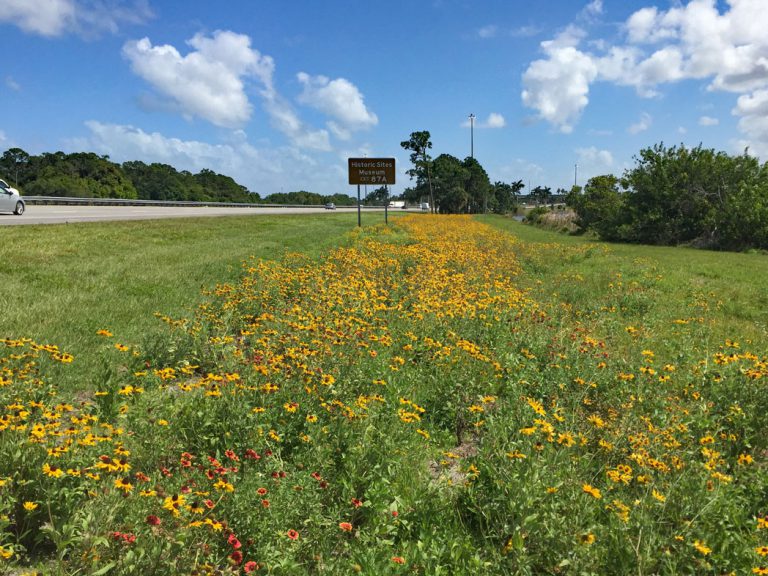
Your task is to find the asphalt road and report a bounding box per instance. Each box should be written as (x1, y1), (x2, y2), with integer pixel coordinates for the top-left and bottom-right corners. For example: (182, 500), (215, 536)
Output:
(0, 205), (382, 226)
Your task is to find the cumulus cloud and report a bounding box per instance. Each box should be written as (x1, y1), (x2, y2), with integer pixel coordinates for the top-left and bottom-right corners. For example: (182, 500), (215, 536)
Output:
(0, 0), (151, 37)
(123, 31), (274, 129)
(296, 72), (378, 137)
(261, 93), (331, 151)
(122, 31), (350, 151)
(628, 112), (652, 134)
(521, 0), (768, 153)
(733, 89), (768, 157)
(522, 27), (597, 133)
(699, 115), (719, 126)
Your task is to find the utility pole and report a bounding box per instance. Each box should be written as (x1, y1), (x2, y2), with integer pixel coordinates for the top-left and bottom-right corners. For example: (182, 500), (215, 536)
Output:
(574, 163), (578, 187)
(469, 113), (475, 159)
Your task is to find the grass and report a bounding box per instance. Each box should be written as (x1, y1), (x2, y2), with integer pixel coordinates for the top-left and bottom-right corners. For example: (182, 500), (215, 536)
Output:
(480, 215), (768, 344)
(0, 213), (766, 575)
(0, 212), (392, 388)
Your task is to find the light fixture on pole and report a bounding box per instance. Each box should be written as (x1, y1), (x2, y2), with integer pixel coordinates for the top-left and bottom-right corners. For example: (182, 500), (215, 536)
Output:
(469, 113), (476, 159)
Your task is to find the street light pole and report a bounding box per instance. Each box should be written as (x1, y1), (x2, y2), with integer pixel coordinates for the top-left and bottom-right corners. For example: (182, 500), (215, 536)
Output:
(469, 113), (475, 159)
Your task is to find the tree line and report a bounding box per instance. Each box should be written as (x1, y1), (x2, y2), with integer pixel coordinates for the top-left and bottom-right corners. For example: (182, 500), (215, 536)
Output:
(567, 143), (768, 251)
(400, 131), (525, 214)
(0, 148), (355, 205)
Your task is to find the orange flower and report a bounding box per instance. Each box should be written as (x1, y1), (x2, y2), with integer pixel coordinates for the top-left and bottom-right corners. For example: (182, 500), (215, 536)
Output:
(287, 529), (299, 540)
(339, 522), (353, 532)
(391, 556), (405, 564)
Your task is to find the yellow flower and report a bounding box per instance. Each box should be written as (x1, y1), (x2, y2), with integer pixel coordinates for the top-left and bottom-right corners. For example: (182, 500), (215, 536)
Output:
(23, 501), (38, 511)
(756, 546), (768, 557)
(652, 489), (666, 503)
(96, 329), (113, 337)
(693, 540), (711, 555)
(587, 415), (605, 428)
(580, 533), (596, 545)
(582, 484), (602, 499)
(42, 463), (64, 478)
(738, 454), (754, 465)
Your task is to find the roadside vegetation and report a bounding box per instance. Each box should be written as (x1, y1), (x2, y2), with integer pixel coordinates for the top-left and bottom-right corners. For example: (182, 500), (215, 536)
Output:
(1, 214), (765, 574)
(566, 143), (768, 251)
(0, 148), (355, 206)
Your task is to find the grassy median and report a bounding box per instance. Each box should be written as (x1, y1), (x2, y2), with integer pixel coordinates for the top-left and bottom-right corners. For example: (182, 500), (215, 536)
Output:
(0, 214), (766, 574)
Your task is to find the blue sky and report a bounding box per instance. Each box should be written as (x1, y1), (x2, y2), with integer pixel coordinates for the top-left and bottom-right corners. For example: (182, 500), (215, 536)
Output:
(2, 0), (766, 197)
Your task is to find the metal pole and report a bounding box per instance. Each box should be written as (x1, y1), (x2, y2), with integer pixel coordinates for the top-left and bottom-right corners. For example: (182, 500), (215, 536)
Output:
(574, 163), (578, 187)
(357, 184), (361, 227)
(469, 113), (475, 159)
(384, 185), (388, 225)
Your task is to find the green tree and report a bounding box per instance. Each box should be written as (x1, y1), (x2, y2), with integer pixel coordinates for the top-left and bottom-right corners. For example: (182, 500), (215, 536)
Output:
(622, 143), (761, 246)
(491, 180), (524, 214)
(0, 148), (31, 187)
(569, 175), (626, 240)
(432, 154), (469, 214)
(401, 131), (434, 213)
(530, 185), (552, 206)
(364, 186), (389, 206)
(462, 157), (491, 213)
(123, 161), (202, 201)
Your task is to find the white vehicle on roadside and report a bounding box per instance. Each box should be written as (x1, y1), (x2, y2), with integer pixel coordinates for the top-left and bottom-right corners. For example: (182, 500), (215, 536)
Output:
(0, 179), (24, 215)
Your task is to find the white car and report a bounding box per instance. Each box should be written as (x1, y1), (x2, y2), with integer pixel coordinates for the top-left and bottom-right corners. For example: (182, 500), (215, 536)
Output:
(0, 179), (24, 215)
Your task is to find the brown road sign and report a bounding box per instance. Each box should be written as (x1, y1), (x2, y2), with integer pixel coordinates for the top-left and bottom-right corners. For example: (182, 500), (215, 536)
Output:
(348, 158), (396, 185)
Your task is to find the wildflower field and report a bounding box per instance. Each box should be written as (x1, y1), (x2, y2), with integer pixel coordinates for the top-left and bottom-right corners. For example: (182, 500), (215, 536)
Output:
(1, 214), (766, 575)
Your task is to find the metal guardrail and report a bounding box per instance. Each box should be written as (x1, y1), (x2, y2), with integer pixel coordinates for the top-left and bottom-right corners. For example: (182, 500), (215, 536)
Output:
(22, 196), (383, 209)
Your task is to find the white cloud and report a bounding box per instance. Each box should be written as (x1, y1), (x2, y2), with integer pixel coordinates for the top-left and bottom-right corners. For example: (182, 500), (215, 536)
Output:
(699, 115), (719, 126)
(262, 93), (331, 151)
(520, 0), (768, 155)
(510, 25), (541, 38)
(76, 121), (346, 195)
(123, 31), (274, 129)
(0, 0), (150, 37)
(584, 0), (603, 17)
(521, 28), (598, 133)
(484, 112), (506, 128)
(733, 89), (768, 157)
(627, 112), (652, 134)
(462, 113), (506, 129)
(477, 25), (497, 39)
(5, 76), (20, 91)
(576, 146), (613, 168)
(296, 72), (378, 135)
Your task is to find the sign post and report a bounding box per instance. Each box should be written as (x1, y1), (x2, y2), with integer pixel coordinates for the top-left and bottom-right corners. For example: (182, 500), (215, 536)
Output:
(348, 158), (396, 227)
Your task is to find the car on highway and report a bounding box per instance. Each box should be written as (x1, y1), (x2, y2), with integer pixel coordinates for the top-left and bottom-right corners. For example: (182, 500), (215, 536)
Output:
(324, 202), (336, 210)
(0, 179), (24, 215)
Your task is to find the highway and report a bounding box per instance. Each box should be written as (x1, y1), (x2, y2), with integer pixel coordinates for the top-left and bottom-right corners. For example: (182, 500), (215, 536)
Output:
(0, 205), (377, 226)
